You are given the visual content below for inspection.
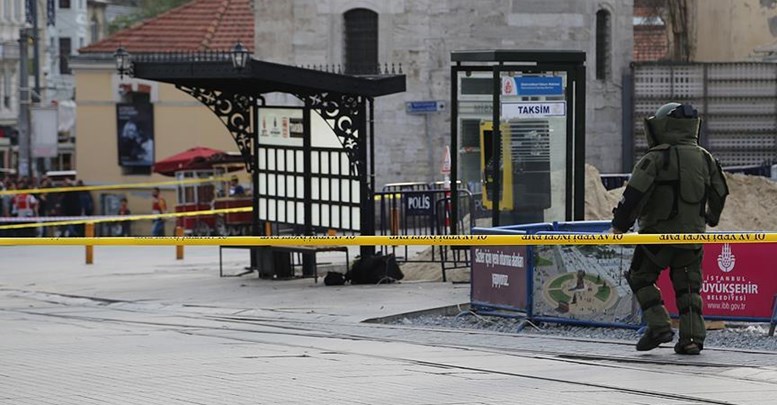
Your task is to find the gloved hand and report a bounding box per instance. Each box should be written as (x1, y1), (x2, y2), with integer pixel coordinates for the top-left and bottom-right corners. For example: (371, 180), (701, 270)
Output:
(705, 212), (719, 228)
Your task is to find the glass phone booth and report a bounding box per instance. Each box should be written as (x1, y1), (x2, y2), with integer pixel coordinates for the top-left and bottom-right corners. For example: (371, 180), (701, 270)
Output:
(450, 50), (586, 230)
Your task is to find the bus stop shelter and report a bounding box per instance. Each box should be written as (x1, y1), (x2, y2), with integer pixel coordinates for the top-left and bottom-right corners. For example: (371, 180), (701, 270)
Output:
(122, 50), (406, 259)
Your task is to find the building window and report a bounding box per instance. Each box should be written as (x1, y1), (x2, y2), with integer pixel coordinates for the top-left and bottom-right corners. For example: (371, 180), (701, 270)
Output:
(59, 37), (72, 74)
(59, 0), (71, 9)
(596, 9), (611, 81)
(1, 69), (5, 109)
(2, 69), (10, 108)
(90, 16), (99, 43)
(343, 8), (378, 75)
(61, 153), (73, 171)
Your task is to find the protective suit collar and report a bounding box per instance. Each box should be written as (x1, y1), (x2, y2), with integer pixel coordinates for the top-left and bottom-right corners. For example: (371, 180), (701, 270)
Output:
(644, 116), (701, 148)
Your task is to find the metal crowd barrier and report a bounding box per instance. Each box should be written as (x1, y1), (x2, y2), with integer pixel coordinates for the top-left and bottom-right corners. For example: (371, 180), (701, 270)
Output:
(374, 186), (476, 279)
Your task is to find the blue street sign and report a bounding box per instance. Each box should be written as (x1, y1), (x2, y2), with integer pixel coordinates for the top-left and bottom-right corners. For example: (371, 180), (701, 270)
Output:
(405, 100), (445, 114)
(514, 77), (564, 96)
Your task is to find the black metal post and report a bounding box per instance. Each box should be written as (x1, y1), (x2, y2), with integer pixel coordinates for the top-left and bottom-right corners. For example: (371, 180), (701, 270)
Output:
(701, 64), (710, 149)
(621, 70), (634, 172)
(450, 63), (459, 235)
(491, 65), (502, 226)
(574, 64), (587, 220)
(369, 96), (375, 231)
(359, 98), (375, 258)
(300, 103), (315, 276)
(564, 69), (574, 222)
(303, 104), (312, 235)
(251, 103), (260, 270)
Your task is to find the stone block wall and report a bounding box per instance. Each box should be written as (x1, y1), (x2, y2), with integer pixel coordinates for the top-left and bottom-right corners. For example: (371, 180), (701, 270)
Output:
(254, 0), (634, 184)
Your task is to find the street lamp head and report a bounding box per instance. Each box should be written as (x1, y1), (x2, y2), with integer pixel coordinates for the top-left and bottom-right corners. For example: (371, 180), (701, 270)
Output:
(231, 40), (249, 71)
(113, 46), (132, 78)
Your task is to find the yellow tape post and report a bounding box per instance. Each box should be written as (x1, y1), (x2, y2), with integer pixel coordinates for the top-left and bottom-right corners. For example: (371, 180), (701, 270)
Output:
(0, 207), (253, 230)
(0, 176), (233, 196)
(0, 232), (771, 247)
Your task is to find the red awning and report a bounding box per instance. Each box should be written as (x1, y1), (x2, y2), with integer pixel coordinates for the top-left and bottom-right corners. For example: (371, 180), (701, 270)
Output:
(152, 147), (225, 176)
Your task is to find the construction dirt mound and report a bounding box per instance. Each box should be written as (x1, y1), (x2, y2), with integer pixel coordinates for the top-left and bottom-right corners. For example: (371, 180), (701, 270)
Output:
(584, 163), (777, 232)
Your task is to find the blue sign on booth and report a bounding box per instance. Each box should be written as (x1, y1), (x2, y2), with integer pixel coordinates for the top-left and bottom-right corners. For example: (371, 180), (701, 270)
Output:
(514, 76), (564, 96)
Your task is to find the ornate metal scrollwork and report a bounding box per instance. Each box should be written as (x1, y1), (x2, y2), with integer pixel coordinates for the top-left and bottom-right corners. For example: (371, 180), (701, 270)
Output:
(297, 92), (364, 175)
(177, 85), (256, 173)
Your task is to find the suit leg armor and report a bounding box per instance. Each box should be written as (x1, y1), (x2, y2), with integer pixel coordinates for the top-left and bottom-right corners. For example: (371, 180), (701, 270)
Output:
(627, 246), (672, 333)
(670, 248), (705, 348)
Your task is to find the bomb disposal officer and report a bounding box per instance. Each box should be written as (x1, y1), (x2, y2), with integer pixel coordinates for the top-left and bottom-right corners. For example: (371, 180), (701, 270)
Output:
(612, 102), (728, 355)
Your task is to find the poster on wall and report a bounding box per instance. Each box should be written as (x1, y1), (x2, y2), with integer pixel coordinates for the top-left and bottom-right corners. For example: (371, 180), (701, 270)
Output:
(532, 244), (640, 325)
(258, 107), (303, 147)
(116, 102), (154, 167)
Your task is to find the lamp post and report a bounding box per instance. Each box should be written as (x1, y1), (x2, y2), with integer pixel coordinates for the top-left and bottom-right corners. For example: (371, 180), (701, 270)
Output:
(17, 27), (32, 177)
(230, 41), (249, 71)
(228, 39), (256, 267)
(113, 46), (132, 79)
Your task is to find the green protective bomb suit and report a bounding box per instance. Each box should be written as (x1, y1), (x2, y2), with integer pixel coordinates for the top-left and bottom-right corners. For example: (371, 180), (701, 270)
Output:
(612, 102), (729, 354)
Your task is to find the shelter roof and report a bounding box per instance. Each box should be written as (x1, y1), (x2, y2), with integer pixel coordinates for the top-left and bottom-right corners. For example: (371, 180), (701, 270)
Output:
(131, 53), (406, 98)
(451, 50), (586, 64)
(79, 0), (254, 53)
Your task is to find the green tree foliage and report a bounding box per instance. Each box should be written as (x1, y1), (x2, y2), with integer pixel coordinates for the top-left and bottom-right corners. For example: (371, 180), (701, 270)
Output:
(108, 0), (192, 35)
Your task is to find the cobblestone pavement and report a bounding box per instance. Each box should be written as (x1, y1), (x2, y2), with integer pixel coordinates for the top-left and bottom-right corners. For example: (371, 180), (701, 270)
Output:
(2, 246), (777, 404)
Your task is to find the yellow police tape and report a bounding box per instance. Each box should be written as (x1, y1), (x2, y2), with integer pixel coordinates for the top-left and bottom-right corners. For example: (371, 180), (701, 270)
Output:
(0, 232), (772, 246)
(0, 206), (252, 230)
(0, 175), (234, 196)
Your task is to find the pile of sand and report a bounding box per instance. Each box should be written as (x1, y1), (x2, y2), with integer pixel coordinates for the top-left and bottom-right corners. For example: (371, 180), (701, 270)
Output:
(400, 245), (471, 282)
(714, 172), (777, 231)
(584, 164), (623, 221)
(584, 163), (777, 232)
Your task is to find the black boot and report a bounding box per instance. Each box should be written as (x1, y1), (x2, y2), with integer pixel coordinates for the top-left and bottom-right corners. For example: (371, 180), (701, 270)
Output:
(636, 328), (674, 351)
(674, 340), (703, 355)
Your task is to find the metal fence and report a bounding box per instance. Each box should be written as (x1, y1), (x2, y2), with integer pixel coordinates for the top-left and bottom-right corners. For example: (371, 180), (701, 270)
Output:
(631, 62), (777, 168)
(374, 187), (475, 278)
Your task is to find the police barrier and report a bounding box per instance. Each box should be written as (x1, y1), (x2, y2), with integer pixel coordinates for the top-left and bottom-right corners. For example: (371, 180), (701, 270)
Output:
(469, 221), (777, 330)
(374, 188), (475, 273)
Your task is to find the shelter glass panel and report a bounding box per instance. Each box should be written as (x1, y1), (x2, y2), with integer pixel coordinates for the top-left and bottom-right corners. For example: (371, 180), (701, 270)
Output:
(499, 71), (568, 224)
(456, 70), (570, 226)
(456, 71), (495, 226)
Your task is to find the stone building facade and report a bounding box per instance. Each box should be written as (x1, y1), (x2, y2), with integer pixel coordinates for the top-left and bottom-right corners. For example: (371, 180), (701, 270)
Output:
(0, 0), (24, 173)
(253, 0), (634, 184)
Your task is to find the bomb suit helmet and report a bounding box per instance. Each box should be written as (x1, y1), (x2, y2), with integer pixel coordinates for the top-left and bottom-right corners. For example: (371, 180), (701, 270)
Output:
(644, 102), (700, 148)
